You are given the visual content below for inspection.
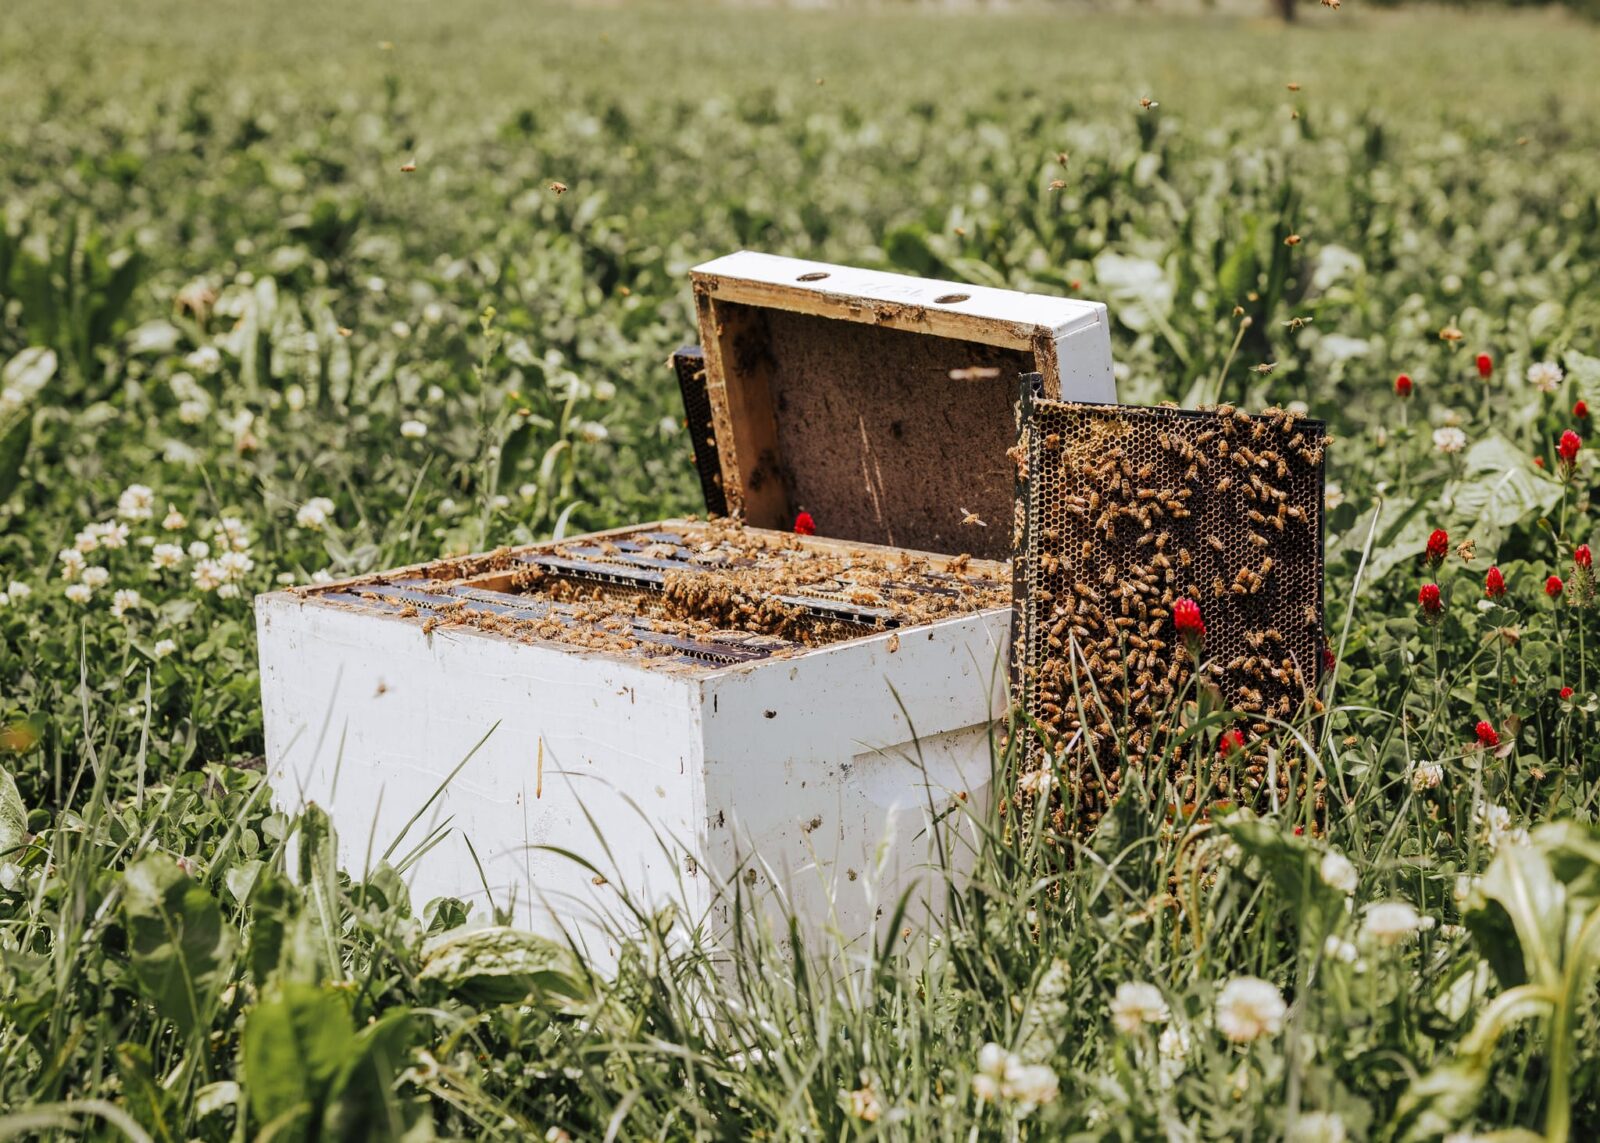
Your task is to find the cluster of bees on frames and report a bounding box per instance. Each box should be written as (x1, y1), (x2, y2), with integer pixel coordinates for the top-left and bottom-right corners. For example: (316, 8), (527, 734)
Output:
(342, 521), (1009, 658)
(1016, 401), (1326, 836)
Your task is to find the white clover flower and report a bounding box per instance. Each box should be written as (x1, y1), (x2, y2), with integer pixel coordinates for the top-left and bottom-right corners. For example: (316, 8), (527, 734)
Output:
(1411, 762), (1444, 791)
(518, 482), (539, 500)
(658, 415), (681, 436)
(218, 550), (254, 581)
(188, 540), (211, 560)
(215, 517), (251, 552)
(83, 520), (129, 550)
(178, 399), (209, 425)
(426, 384), (446, 404)
(0, 591), (8, 608)
(400, 419), (429, 439)
(1288, 1111), (1347, 1143)
(1215, 977), (1286, 1043)
(276, 572), (296, 585)
(971, 1044), (1058, 1112)
(1323, 935), (1359, 964)
(1433, 427), (1468, 454)
(296, 497), (336, 531)
(161, 507), (187, 531)
(578, 420), (609, 443)
(845, 1083), (881, 1123)
(153, 638), (177, 659)
(491, 494), (511, 511)
(6, 581), (27, 603)
(111, 588), (141, 618)
(1319, 850), (1358, 895)
(192, 559), (226, 592)
(1017, 768), (1055, 797)
(391, 320), (412, 339)
(1475, 801), (1529, 850)
(423, 303), (444, 325)
(1158, 1023), (1191, 1062)
(185, 345), (222, 373)
(1110, 982), (1170, 1033)
(1005, 1063), (1059, 1110)
(311, 569), (335, 584)
(65, 583), (93, 604)
(217, 583), (241, 600)
(58, 549), (86, 580)
(168, 371), (203, 401)
(117, 484), (155, 521)
(593, 380), (617, 402)
(150, 543), (185, 571)
(1527, 361), (1565, 393)
(1324, 482), (1344, 511)
(81, 566), (111, 590)
(1361, 901), (1426, 946)
(284, 384), (307, 412)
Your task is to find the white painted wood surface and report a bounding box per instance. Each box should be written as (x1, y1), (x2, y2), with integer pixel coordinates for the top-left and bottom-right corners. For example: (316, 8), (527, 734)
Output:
(692, 250), (1117, 402)
(257, 562), (1009, 972)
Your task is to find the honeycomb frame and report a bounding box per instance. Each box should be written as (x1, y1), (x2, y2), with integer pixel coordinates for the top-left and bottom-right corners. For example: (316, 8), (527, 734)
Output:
(1011, 381), (1326, 830)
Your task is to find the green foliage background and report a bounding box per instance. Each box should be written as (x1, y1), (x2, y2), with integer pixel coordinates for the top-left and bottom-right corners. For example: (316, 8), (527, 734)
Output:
(3, 1), (1600, 1139)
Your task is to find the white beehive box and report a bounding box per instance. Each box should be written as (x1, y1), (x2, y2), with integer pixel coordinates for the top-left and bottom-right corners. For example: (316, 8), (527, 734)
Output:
(257, 252), (1116, 969)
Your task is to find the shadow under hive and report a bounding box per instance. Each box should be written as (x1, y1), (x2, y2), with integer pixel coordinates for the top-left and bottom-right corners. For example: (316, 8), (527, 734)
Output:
(1013, 396), (1326, 830)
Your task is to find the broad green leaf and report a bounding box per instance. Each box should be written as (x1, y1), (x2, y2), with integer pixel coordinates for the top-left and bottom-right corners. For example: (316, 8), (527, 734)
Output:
(1440, 433), (1561, 531)
(0, 346), (56, 395)
(242, 982), (355, 1133)
(0, 764), (27, 856)
(1093, 252), (1172, 334)
(114, 1043), (177, 1143)
(1464, 843), (1566, 990)
(0, 413), (31, 506)
(120, 854), (236, 1037)
(1223, 815), (1345, 935)
(323, 1008), (420, 1138)
(1336, 496), (1432, 584)
(418, 926), (588, 1007)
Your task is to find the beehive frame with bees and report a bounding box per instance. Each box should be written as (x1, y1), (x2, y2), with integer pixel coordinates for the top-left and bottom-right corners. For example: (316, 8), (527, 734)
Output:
(1010, 386), (1327, 834)
(256, 253), (1118, 968)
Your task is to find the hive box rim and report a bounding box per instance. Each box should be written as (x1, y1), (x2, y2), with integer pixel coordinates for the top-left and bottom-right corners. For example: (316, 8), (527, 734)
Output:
(253, 518), (1012, 680)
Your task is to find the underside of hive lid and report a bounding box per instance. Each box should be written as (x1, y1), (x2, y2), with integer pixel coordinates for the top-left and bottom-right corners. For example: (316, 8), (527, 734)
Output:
(687, 251), (1116, 560)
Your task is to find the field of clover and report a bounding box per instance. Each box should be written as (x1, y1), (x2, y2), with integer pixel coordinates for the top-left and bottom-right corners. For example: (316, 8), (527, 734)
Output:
(4, 0), (1600, 1139)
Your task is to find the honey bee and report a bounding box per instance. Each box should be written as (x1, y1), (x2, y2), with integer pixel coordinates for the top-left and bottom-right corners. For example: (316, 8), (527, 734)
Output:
(960, 508), (988, 528)
(1206, 535), (1226, 553)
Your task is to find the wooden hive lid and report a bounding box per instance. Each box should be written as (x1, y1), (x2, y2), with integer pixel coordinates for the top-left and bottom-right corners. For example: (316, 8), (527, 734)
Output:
(689, 251), (1117, 560)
